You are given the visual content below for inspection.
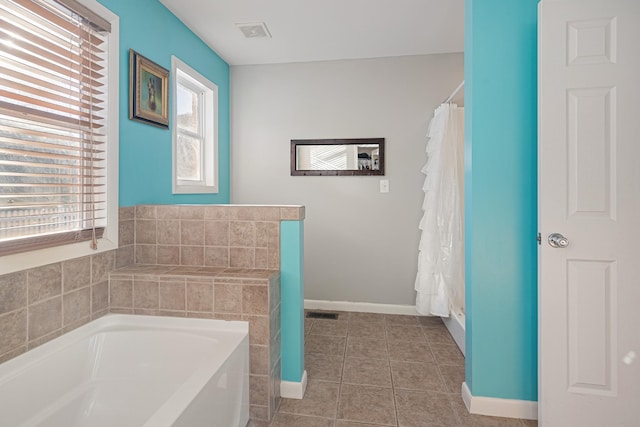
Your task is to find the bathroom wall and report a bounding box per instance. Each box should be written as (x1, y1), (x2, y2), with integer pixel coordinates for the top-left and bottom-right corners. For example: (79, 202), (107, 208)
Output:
(98, 0), (231, 206)
(230, 54), (464, 306)
(0, 251), (116, 363)
(1, 0), (231, 362)
(465, 0), (538, 403)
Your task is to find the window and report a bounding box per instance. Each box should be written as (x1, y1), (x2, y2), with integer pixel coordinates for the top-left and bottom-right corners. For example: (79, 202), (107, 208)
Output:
(172, 56), (218, 194)
(0, 0), (118, 270)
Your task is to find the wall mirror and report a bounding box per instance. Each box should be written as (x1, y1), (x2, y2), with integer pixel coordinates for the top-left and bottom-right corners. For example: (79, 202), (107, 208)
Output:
(291, 138), (385, 176)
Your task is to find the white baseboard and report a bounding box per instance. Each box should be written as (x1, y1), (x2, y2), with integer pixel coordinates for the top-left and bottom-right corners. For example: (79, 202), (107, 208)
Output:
(442, 310), (466, 356)
(280, 370), (308, 399)
(304, 299), (419, 315)
(462, 382), (538, 420)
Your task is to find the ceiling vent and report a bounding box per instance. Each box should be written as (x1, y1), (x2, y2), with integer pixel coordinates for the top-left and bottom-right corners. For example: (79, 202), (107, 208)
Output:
(235, 22), (272, 39)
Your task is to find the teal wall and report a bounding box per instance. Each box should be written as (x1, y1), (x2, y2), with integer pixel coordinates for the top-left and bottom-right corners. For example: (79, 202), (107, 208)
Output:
(280, 220), (305, 382)
(464, 0), (539, 401)
(98, 0), (230, 206)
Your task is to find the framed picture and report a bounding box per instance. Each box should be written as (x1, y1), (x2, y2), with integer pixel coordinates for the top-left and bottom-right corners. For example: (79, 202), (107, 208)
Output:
(129, 49), (169, 128)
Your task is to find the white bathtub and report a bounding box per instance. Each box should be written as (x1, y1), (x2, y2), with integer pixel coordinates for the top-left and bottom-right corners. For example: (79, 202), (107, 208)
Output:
(0, 315), (249, 427)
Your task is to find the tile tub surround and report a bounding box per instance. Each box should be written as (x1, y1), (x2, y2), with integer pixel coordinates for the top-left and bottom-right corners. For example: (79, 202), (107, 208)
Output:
(1, 204), (303, 422)
(0, 250), (115, 363)
(109, 264), (282, 422)
(125, 204), (305, 268)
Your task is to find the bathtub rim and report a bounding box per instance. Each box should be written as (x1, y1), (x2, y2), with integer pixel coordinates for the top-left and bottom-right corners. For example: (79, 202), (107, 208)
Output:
(0, 314), (250, 427)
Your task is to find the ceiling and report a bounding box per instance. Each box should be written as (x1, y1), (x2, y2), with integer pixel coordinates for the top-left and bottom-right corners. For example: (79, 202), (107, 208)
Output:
(158, 0), (464, 66)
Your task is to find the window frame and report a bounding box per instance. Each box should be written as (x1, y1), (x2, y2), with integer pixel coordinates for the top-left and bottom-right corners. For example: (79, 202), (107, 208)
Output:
(171, 56), (218, 194)
(0, 0), (119, 276)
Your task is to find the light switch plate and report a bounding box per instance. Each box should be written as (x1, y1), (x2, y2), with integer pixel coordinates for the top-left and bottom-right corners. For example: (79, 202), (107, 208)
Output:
(380, 179), (389, 193)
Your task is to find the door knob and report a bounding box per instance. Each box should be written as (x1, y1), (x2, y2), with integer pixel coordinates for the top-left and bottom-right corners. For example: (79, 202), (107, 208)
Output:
(548, 233), (569, 248)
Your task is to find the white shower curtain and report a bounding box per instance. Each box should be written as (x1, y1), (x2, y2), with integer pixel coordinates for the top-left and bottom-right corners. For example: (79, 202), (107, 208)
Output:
(415, 103), (464, 317)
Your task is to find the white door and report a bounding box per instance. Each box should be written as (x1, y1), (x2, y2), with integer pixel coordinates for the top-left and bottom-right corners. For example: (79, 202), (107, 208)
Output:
(539, 0), (640, 425)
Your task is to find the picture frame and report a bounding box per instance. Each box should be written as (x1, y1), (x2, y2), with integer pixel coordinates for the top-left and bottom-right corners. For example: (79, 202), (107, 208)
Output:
(129, 49), (169, 128)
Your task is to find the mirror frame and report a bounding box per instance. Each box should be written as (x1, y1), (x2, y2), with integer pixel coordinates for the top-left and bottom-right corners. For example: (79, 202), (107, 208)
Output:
(290, 138), (385, 176)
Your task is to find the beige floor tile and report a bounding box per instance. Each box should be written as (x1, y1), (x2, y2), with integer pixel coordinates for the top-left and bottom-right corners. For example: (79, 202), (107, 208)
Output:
(423, 327), (456, 346)
(418, 316), (445, 328)
(395, 389), (457, 427)
(388, 340), (435, 363)
(348, 312), (384, 324)
(430, 343), (465, 366)
(306, 334), (347, 356)
(271, 413), (335, 427)
(305, 319), (314, 336)
(279, 380), (340, 418)
(306, 353), (344, 382)
(348, 321), (387, 339)
(342, 357), (392, 387)
(336, 421), (390, 427)
(345, 337), (388, 360)
(385, 324), (427, 343)
(438, 364), (465, 394)
(383, 314), (420, 325)
(391, 360), (447, 392)
(338, 384), (397, 426)
(312, 319), (349, 337)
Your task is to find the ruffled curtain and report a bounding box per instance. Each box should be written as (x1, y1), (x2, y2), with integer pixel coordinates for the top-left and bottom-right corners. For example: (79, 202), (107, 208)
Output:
(415, 104), (464, 316)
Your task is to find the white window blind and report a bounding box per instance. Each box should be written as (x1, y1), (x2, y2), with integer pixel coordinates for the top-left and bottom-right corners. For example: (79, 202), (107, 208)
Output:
(0, 0), (110, 256)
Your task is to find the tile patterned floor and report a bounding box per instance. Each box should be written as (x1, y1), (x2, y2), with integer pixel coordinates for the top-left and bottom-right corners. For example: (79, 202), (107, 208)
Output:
(249, 311), (538, 427)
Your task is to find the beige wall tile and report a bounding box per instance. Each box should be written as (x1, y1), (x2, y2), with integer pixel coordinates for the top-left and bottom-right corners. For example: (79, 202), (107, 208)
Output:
(135, 219), (157, 244)
(133, 279), (159, 309)
(27, 263), (61, 304)
(255, 248), (269, 269)
(230, 221), (256, 247)
(92, 281), (109, 314)
(157, 220), (180, 244)
(181, 220), (204, 245)
(255, 222), (275, 248)
(243, 285), (269, 315)
(116, 245), (134, 268)
(215, 312), (243, 321)
(180, 246), (204, 266)
(179, 205), (204, 219)
(62, 257), (91, 293)
(268, 248), (280, 269)
(119, 219), (134, 246)
(63, 287), (91, 326)
(28, 329), (62, 350)
(186, 280), (213, 312)
(0, 346), (26, 364)
(119, 206), (135, 221)
(230, 247), (255, 268)
(280, 206), (305, 220)
(250, 405), (268, 421)
(204, 220), (229, 246)
(0, 309), (27, 356)
(204, 206), (229, 220)
(250, 375), (269, 406)
(135, 205), (156, 219)
(250, 344), (269, 375)
(110, 278), (133, 308)
(157, 245), (180, 265)
(156, 205), (180, 219)
(159, 280), (186, 311)
(135, 244), (157, 264)
(91, 251), (115, 284)
(28, 297), (62, 340)
(214, 283), (242, 313)
(204, 247), (229, 268)
(244, 315), (269, 345)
